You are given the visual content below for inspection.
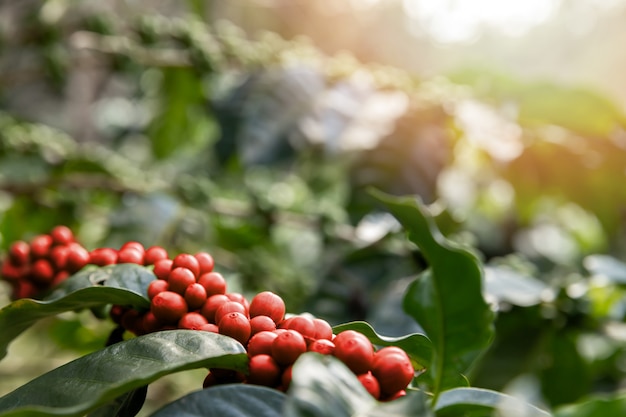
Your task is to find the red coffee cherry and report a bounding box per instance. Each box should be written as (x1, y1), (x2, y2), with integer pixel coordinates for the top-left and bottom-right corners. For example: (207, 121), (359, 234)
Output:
(247, 330), (279, 357)
(358, 372), (380, 399)
(218, 312), (251, 345)
(281, 365), (293, 390)
(147, 279), (170, 300)
(109, 304), (127, 324)
(117, 248), (144, 265)
(198, 272), (227, 296)
(121, 309), (143, 335)
(153, 259), (173, 280)
(66, 244), (90, 272)
(226, 293), (250, 313)
(178, 312), (209, 330)
(141, 311), (163, 334)
(184, 283), (208, 310)
(271, 329), (307, 366)
(200, 294), (230, 323)
(1, 260), (26, 281)
(89, 248), (118, 266)
(151, 291), (188, 324)
(285, 316), (316, 341)
(333, 330), (374, 375)
(120, 241), (145, 253)
(144, 246), (168, 265)
(50, 226), (74, 245)
(250, 315), (276, 335)
(215, 301), (247, 327)
(308, 339), (335, 355)
(249, 291), (286, 324)
(51, 270), (69, 287)
(313, 318), (333, 340)
(8, 241), (30, 265)
(371, 347), (414, 396)
(195, 252), (215, 274)
(247, 354), (281, 387)
(168, 267), (196, 295)
(30, 235), (53, 259)
(172, 253), (200, 278)
(12, 280), (36, 299)
(49, 245), (70, 270)
(382, 390), (407, 402)
(30, 259), (55, 284)
(200, 323), (219, 333)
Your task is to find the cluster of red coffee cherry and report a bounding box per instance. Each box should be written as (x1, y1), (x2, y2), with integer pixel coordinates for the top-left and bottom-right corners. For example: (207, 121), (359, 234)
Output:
(1, 227), (415, 400)
(0, 226), (91, 299)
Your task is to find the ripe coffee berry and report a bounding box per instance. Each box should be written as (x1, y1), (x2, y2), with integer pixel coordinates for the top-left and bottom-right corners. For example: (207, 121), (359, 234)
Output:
(141, 311), (163, 334)
(333, 330), (375, 375)
(200, 294), (230, 323)
(167, 267), (196, 294)
(308, 339), (335, 355)
(284, 315), (316, 340)
(117, 248), (144, 265)
(371, 347), (415, 396)
(50, 225), (74, 245)
(30, 259), (55, 284)
(197, 272), (226, 296)
(120, 241), (145, 253)
(66, 244), (90, 272)
(195, 252), (215, 275)
(313, 318), (333, 340)
(201, 323), (219, 333)
(172, 253), (200, 278)
(250, 315), (276, 335)
(30, 235), (53, 259)
(144, 246), (168, 265)
(226, 293), (250, 312)
(89, 248), (118, 266)
(247, 354), (281, 387)
(8, 241), (30, 265)
(49, 245), (70, 270)
(178, 312), (209, 330)
(218, 312), (251, 345)
(153, 259), (173, 280)
(281, 365), (293, 390)
(358, 372), (381, 399)
(214, 301), (247, 325)
(247, 331), (279, 357)
(184, 283), (208, 310)
(147, 279), (169, 300)
(151, 291), (188, 324)
(249, 291), (285, 324)
(271, 329), (307, 366)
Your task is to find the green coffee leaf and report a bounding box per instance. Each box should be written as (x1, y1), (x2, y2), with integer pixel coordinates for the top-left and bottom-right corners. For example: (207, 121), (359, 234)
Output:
(284, 352), (433, 417)
(554, 393), (626, 417)
(149, 384), (286, 417)
(434, 387), (551, 417)
(0, 330), (247, 417)
(370, 190), (495, 400)
(332, 321), (432, 370)
(0, 264), (154, 360)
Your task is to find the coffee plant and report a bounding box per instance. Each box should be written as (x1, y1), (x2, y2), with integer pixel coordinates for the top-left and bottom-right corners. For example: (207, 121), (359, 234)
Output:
(1, 3), (626, 416)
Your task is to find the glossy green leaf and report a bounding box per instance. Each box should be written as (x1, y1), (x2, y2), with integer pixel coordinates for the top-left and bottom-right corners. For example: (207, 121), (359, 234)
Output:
(434, 388), (551, 417)
(284, 352), (433, 417)
(87, 386), (147, 417)
(0, 330), (247, 417)
(332, 321), (432, 370)
(371, 190), (495, 399)
(149, 384), (285, 417)
(554, 393), (626, 417)
(0, 264), (154, 360)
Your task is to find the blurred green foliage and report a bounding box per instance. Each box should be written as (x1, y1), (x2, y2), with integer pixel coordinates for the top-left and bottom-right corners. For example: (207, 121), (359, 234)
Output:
(1, 1), (626, 413)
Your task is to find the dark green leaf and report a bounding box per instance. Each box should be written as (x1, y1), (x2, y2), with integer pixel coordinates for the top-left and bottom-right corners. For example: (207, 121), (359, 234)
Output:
(332, 321), (432, 370)
(284, 352), (433, 417)
(434, 388), (551, 417)
(0, 330), (247, 417)
(554, 394), (626, 417)
(370, 190), (495, 399)
(0, 264), (155, 361)
(87, 386), (147, 417)
(149, 384), (285, 417)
